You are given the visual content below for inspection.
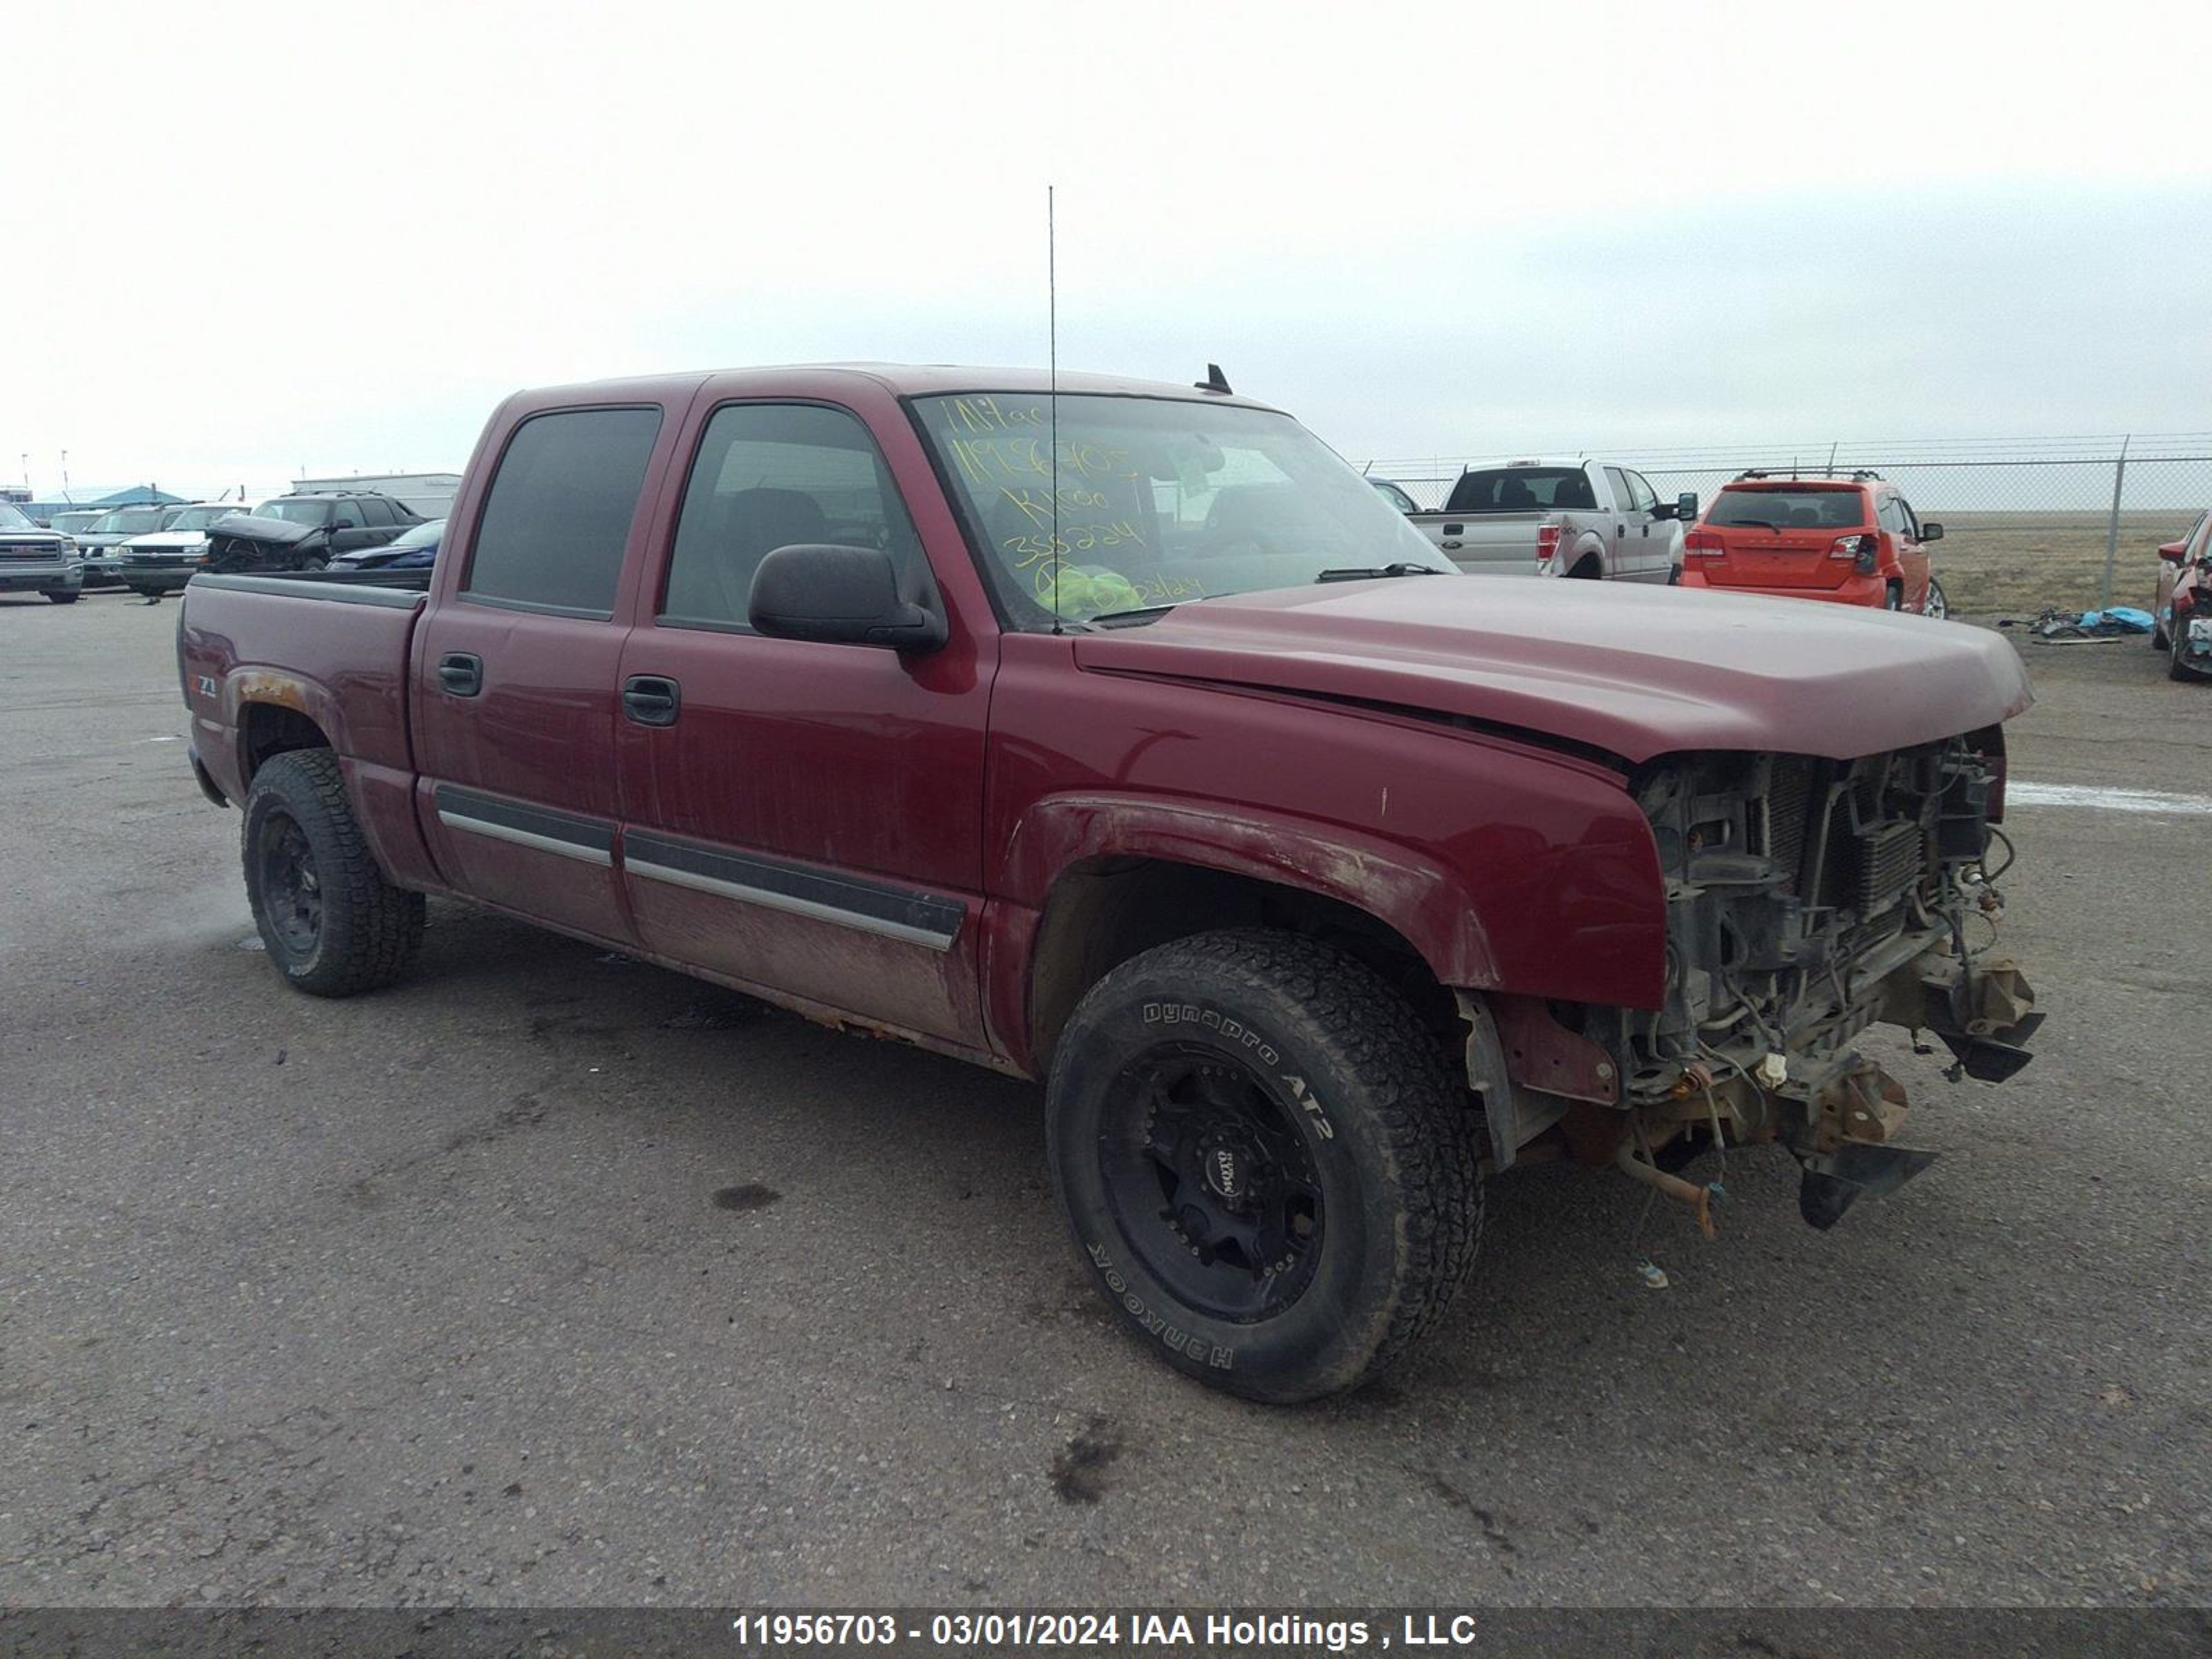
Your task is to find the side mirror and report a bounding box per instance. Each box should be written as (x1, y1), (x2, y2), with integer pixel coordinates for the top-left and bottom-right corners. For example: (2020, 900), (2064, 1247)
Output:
(1918, 522), (1944, 543)
(1676, 491), (1700, 522)
(2158, 541), (2188, 565)
(750, 543), (945, 652)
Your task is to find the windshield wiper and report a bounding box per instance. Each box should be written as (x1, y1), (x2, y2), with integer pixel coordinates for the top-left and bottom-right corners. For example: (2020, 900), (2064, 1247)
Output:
(1313, 563), (1445, 583)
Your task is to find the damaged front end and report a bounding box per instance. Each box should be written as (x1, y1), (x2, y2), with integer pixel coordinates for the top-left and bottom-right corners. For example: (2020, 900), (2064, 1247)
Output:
(1467, 731), (2038, 1230)
(203, 514), (327, 574)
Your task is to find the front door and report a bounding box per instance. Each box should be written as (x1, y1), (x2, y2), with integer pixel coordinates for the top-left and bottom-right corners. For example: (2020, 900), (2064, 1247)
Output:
(411, 403), (672, 946)
(614, 398), (995, 1047)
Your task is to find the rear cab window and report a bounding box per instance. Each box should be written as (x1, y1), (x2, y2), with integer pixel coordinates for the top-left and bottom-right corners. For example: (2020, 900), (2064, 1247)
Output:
(1446, 467), (1595, 513)
(1709, 487), (1871, 531)
(462, 406), (664, 617)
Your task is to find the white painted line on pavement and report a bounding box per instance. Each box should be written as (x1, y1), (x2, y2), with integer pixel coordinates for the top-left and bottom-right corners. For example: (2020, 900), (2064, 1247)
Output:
(2009, 781), (2212, 814)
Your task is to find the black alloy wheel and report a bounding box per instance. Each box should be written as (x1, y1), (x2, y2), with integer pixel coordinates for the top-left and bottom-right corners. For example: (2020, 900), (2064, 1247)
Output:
(1100, 1044), (1325, 1322)
(255, 810), (324, 959)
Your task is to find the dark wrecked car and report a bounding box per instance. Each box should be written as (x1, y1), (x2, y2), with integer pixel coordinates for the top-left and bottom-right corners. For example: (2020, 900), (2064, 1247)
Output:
(194, 491), (425, 585)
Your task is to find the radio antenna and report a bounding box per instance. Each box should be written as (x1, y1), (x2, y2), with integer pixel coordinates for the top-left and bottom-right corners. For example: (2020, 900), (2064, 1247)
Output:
(1048, 183), (1062, 637)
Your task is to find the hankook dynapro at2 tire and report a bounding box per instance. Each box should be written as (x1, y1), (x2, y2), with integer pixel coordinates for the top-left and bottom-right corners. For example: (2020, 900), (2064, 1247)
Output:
(1046, 929), (1483, 1403)
(242, 748), (424, 996)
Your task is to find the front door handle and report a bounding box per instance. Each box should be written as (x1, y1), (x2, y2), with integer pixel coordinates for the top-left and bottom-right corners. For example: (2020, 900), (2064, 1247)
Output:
(623, 674), (680, 727)
(438, 653), (482, 697)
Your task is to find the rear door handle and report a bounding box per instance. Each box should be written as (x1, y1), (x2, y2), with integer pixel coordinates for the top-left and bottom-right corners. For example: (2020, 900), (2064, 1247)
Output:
(623, 674), (680, 727)
(438, 652), (481, 697)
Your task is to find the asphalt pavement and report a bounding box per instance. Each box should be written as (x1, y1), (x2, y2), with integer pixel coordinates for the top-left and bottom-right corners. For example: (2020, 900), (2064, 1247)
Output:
(2, 592), (2206, 1609)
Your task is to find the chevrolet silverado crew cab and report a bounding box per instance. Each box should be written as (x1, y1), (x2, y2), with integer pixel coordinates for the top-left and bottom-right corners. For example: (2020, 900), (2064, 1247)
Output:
(177, 364), (2042, 1402)
(1407, 458), (1698, 581)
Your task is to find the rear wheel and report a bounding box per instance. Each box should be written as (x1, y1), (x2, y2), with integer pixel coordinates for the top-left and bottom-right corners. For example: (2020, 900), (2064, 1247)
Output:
(1882, 582), (1903, 611)
(44, 590), (79, 605)
(242, 749), (424, 995)
(1047, 930), (1483, 1403)
(2153, 606), (2171, 650)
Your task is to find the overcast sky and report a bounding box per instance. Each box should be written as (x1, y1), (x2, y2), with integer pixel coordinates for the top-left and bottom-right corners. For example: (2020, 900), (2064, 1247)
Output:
(8, 0), (2210, 498)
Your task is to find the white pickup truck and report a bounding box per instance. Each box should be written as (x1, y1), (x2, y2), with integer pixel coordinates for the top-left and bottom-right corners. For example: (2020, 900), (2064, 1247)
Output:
(1407, 458), (1698, 582)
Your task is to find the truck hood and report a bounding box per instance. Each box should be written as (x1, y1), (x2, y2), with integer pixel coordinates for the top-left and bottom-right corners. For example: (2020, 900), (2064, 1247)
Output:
(1071, 579), (2031, 765)
(203, 514), (319, 551)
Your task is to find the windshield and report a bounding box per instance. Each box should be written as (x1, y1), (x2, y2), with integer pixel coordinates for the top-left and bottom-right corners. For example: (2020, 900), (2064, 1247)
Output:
(253, 499), (332, 524)
(52, 512), (100, 532)
(0, 503), (32, 530)
(1709, 488), (1868, 530)
(388, 519), (443, 550)
(911, 393), (1452, 626)
(167, 505), (239, 531)
(91, 507), (175, 534)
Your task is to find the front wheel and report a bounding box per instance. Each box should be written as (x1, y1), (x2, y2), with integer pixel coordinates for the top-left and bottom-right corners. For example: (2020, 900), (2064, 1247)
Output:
(1047, 930), (1483, 1403)
(242, 749), (424, 995)
(1922, 577), (1949, 620)
(45, 590), (80, 604)
(2171, 615), (2206, 682)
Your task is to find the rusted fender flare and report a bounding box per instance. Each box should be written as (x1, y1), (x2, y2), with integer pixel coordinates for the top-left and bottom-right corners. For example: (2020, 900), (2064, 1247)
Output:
(219, 666), (357, 769)
(1000, 793), (1501, 988)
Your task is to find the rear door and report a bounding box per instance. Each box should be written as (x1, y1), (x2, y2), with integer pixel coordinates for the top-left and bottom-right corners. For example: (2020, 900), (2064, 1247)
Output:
(612, 396), (995, 1047)
(411, 403), (676, 946)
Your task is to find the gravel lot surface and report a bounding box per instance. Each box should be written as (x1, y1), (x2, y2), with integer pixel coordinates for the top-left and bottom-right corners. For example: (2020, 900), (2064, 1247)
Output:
(2, 592), (2206, 1609)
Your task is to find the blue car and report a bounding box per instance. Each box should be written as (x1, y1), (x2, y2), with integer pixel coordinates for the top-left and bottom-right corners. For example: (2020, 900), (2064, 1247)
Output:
(329, 517), (442, 572)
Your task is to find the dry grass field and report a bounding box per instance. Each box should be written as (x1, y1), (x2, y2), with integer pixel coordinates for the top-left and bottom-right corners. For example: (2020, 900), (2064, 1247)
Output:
(1931, 510), (2202, 617)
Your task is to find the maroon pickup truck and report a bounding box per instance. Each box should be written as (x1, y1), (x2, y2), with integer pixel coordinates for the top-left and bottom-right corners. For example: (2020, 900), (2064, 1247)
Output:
(178, 364), (2041, 1402)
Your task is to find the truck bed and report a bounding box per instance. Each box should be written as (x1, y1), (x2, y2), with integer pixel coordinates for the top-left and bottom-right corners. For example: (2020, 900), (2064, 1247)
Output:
(180, 571), (429, 803)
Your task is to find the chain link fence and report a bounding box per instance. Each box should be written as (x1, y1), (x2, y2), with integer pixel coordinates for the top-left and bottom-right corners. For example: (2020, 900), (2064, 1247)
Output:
(1365, 437), (2212, 616)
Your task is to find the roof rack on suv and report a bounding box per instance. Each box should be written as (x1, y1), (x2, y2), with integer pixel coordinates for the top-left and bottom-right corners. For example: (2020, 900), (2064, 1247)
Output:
(1732, 467), (1884, 482)
(286, 488), (404, 499)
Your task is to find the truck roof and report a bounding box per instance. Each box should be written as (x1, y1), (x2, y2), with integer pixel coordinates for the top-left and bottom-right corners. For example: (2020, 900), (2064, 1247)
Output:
(503, 362), (1282, 412)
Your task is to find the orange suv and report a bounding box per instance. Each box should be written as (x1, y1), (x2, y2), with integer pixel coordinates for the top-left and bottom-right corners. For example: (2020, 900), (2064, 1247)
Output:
(1682, 470), (1947, 617)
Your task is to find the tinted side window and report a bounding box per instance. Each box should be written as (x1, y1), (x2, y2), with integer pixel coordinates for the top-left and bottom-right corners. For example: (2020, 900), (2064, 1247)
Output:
(659, 402), (919, 630)
(360, 498), (394, 526)
(1895, 498), (1922, 538)
(465, 407), (664, 616)
(330, 500), (365, 529)
(1875, 495), (1904, 534)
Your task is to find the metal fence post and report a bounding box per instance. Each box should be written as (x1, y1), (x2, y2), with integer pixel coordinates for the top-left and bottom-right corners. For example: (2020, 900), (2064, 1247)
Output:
(2097, 436), (2130, 610)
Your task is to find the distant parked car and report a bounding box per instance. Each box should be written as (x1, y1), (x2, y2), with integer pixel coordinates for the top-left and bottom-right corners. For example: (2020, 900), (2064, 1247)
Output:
(329, 517), (442, 572)
(0, 501), (84, 603)
(75, 505), (185, 585)
(2154, 509), (2212, 679)
(117, 502), (256, 598)
(1405, 458), (1694, 582)
(1683, 471), (1946, 616)
(49, 510), (105, 539)
(1365, 477), (1419, 515)
(193, 491), (427, 583)
(2152, 509), (2209, 650)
